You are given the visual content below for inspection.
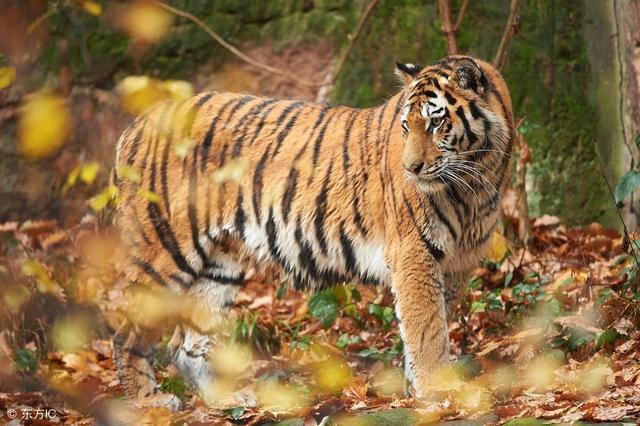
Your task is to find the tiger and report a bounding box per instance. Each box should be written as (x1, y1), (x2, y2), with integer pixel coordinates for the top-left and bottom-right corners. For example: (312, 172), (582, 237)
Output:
(111, 55), (513, 408)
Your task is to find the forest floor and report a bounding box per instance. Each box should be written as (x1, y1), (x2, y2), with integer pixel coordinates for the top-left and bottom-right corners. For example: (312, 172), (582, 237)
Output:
(1, 212), (640, 425)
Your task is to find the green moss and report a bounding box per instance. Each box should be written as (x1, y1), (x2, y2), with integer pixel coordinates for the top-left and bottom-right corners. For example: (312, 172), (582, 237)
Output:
(24, 0), (614, 225)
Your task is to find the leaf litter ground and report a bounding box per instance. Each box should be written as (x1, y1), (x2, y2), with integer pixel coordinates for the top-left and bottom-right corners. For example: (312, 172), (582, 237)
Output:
(1, 217), (640, 425)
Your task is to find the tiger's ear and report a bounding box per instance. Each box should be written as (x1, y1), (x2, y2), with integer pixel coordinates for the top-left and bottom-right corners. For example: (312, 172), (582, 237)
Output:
(395, 62), (423, 85)
(452, 58), (485, 94)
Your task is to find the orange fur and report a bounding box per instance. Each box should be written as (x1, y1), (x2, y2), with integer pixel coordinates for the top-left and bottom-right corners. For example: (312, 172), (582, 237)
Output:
(113, 55), (513, 400)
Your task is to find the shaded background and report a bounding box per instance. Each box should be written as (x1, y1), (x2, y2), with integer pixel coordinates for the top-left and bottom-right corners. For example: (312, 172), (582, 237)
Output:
(1, 0), (639, 228)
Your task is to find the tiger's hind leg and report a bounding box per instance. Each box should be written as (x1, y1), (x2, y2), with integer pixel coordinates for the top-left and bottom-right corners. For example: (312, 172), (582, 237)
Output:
(168, 247), (246, 405)
(113, 324), (182, 410)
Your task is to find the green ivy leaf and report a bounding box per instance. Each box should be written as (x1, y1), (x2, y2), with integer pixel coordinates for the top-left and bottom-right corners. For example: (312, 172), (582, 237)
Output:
(596, 329), (622, 349)
(471, 301), (486, 313)
(224, 406), (246, 420)
(614, 170), (640, 204)
(15, 348), (38, 373)
(308, 290), (340, 329)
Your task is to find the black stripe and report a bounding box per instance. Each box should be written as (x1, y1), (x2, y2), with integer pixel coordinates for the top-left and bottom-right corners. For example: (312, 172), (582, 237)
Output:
(272, 108), (303, 159)
(282, 167), (298, 223)
(200, 96), (251, 172)
(314, 161), (334, 256)
(424, 90), (438, 98)
(311, 110), (338, 171)
(160, 101), (188, 219)
(226, 95), (256, 123)
(187, 147), (208, 264)
(428, 195), (458, 241)
(292, 104), (332, 161)
(245, 103), (280, 148)
(201, 270), (246, 285)
(147, 202), (197, 278)
(273, 101), (306, 131)
(234, 189), (246, 238)
(132, 257), (172, 288)
(125, 125), (145, 166)
(265, 206), (279, 257)
(456, 106), (477, 145)
(445, 181), (469, 222)
(252, 148), (270, 221)
(231, 98), (277, 158)
(444, 91), (457, 105)
(402, 194), (445, 262)
(338, 222), (356, 275)
(342, 110), (359, 174)
(182, 93), (214, 137)
(147, 104), (198, 278)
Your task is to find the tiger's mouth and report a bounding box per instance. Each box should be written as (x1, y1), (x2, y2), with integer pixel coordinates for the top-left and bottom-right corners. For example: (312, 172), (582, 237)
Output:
(404, 157), (465, 193)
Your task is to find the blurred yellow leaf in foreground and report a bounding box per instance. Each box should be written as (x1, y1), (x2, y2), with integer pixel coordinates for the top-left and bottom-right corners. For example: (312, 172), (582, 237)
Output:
(122, 2), (173, 43)
(118, 75), (193, 115)
(21, 259), (65, 301)
(52, 317), (92, 352)
(89, 185), (118, 212)
(0, 66), (16, 89)
(81, 0), (102, 16)
(18, 91), (71, 161)
(487, 231), (509, 263)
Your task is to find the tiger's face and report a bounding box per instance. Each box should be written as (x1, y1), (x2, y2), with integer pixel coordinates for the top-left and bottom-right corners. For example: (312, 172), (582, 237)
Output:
(396, 57), (499, 193)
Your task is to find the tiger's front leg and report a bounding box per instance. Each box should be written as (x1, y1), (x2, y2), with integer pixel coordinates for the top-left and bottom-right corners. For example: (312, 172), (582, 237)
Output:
(388, 238), (449, 397)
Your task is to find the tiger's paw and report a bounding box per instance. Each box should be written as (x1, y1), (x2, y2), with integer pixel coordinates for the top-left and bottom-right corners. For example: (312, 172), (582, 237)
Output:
(133, 392), (183, 412)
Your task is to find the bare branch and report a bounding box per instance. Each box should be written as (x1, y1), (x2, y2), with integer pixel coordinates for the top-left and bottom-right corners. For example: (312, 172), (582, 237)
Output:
(453, 0), (470, 32)
(316, 0), (380, 102)
(493, 0), (522, 70)
(515, 128), (531, 241)
(438, 0), (458, 55)
(152, 1), (322, 88)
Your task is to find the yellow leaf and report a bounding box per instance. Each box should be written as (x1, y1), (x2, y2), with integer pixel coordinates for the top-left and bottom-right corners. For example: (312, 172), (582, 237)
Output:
(122, 2), (173, 43)
(523, 353), (563, 390)
(577, 359), (612, 395)
(118, 75), (165, 115)
(162, 80), (193, 101)
(214, 159), (249, 184)
(89, 185), (118, 212)
(210, 343), (252, 378)
(313, 356), (353, 394)
(137, 188), (161, 203)
(173, 137), (195, 159)
(2, 285), (30, 313)
(81, 0), (102, 16)
(486, 231), (509, 263)
(21, 259), (65, 300)
(116, 164), (142, 183)
(79, 161), (100, 184)
(19, 91), (71, 161)
(61, 165), (82, 195)
(0, 66), (16, 90)
(370, 367), (405, 396)
(256, 380), (309, 413)
(52, 317), (92, 351)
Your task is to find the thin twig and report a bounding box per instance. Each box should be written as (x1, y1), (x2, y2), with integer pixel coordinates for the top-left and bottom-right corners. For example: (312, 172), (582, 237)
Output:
(438, 0), (459, 55)
(493, 0), (522, 70)
(597, 157), (640, 282)
(453, 0), (470, 32)
(152, 0), (322, 88)
(316, 0), (380, 102)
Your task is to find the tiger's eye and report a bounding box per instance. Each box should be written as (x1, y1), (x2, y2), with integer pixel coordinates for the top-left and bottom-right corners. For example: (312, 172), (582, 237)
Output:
(431, 116), (443, 127)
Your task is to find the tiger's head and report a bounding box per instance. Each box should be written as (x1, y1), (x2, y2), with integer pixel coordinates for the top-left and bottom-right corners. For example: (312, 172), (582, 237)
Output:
(395, 56), (512, 194)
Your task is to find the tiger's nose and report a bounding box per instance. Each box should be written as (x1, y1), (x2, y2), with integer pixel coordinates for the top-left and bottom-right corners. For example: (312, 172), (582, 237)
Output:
(404, 161), (424, 175)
